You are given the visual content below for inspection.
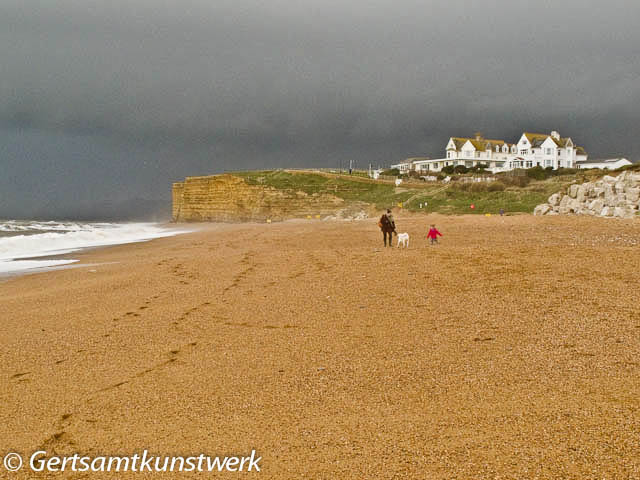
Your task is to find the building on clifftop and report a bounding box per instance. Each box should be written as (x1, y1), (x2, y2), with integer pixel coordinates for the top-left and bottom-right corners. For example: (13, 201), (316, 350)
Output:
(395, 131), (588, 174)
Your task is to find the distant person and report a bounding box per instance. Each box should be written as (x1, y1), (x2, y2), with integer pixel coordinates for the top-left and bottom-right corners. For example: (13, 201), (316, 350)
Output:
(499, 208), (505, 216)
(378, 209), (396, 247)
(427, 224), (442, 245)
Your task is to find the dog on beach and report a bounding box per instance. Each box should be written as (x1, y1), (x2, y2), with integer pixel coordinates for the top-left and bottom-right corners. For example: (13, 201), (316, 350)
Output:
(396, 232), (409, 248)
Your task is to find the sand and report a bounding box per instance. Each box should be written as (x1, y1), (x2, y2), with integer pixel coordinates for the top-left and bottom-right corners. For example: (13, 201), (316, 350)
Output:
(1, 214), (640, 479)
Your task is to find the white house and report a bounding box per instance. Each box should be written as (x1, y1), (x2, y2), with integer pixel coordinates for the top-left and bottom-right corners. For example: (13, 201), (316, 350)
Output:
(576, 158), (632, 170)
(397, 131), (589, 173)
(390, 157), (430, 173)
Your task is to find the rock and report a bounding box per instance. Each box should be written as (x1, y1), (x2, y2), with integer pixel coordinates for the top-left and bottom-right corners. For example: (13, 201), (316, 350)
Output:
(583, 182), (595, 197)
(548, 193), (561, 206)
(625, 187), (640, 203)
(534, 204), (552, 216)
(576, 185), (587, 203)
(590, 199), (604, 212)
(558, 195), (571, 214)
(568, 198), (581, 213)
(615, 182), (626, 194)
(602, 175), (617, 184)
(601, 206), (614, 217)
(613, 206), (635, 218)
(568, 184), (579, 198)
(604, 185), (617, 207)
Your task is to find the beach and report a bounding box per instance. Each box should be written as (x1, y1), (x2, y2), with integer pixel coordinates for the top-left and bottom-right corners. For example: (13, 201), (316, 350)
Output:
(2, 214), (640, 478)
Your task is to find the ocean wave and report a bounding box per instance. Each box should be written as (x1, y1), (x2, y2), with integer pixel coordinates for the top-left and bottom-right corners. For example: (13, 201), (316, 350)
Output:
(0, 222), (189, 272)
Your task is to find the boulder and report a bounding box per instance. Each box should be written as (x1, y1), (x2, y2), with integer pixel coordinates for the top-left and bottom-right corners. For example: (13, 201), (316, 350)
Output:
(568, 184), (579, 198)
(625, 187), (640, 203)
(602, 175), (617, 184)
(534, 204), (552, 216)
(568, 198), (581, 213)
(548, 193), (561, 206)
(589, 199), (604, 212)
(604, 185), (617, 206)
(613, 206), (635, 219)
(583, 182), (595, 197)
(600, 206), (614, 217)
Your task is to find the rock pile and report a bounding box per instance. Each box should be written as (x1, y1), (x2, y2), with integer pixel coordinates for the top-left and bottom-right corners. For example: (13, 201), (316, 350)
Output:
(534, 170), (640, 218)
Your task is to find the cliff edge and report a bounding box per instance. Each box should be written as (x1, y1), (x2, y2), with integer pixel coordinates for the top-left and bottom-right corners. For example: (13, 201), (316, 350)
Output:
(172, 173), (355, 222)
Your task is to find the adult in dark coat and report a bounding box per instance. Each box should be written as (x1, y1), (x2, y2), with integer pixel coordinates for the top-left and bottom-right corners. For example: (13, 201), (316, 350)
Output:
(379, 209), (396, 247)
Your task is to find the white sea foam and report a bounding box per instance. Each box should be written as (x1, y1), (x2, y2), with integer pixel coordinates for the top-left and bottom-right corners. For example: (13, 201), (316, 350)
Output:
(0, 222), (189, 274)
(0, 259), (78, 274)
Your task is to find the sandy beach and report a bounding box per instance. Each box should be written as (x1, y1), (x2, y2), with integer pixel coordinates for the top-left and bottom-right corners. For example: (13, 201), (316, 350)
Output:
(2, 214), (640, 479)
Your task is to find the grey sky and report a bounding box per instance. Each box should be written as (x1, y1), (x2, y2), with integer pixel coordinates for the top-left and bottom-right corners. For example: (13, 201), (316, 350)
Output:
(1, 0), (639, 219)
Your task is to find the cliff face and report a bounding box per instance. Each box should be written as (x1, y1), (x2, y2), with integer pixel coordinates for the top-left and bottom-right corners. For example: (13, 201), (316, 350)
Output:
(172, 174), (347, 222)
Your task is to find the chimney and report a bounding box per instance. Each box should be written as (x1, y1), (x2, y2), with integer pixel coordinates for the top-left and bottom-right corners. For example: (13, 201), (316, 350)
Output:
(551, 131), (560, 140)
(475, 132), (483, 140)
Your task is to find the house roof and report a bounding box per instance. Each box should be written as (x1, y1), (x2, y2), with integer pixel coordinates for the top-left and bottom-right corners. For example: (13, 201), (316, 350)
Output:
(578, 157), (629, 164)
(449, 137), (506, 151)
(523, 132), (563, 147)
(523, 132), (586, 153)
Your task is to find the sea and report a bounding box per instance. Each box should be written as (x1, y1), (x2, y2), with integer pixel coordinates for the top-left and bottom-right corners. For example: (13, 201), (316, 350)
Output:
(0, 220), (188, 276)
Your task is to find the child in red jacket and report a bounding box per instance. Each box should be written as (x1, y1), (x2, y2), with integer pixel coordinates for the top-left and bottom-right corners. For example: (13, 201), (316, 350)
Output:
(427, 224), (442, 244)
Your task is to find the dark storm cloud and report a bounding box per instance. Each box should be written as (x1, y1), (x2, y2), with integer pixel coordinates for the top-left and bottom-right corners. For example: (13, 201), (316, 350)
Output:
(1, 0), (639, 218)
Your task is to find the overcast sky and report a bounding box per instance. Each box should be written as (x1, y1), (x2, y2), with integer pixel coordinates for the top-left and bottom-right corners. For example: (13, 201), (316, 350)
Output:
(1, 0), (639, 219)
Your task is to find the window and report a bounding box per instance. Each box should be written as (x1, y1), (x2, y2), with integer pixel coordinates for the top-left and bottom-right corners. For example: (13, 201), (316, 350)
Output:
(520, 149), (528, 155)
(495, 146), (500, 152)
(526, 161), (533, 168)
(545, 148), (553, 155)
(447, 151), (452, 158)
(466, 161), (472, 167)
(475, 152), (480, 158)
(545, 159), (552, 167)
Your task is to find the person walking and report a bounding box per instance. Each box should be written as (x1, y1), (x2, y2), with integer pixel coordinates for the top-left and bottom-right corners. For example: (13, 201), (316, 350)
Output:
(426, 224), (442, 245)
(378, 209), (396, 247)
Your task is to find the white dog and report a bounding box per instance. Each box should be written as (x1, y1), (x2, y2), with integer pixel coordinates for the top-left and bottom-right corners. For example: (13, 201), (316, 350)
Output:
(396, 232), (409, 248)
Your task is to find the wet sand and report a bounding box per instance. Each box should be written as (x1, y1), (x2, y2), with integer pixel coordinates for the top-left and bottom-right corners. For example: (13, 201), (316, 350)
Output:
(1, 214), (640, 478)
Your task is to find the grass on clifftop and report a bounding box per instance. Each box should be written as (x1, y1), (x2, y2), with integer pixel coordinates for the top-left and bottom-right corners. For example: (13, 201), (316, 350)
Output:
(233, 170), (579, 215)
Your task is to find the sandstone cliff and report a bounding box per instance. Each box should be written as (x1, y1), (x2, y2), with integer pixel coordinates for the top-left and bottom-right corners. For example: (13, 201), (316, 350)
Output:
(533, 170), (640, 218)
(172, 174), (351, 222)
